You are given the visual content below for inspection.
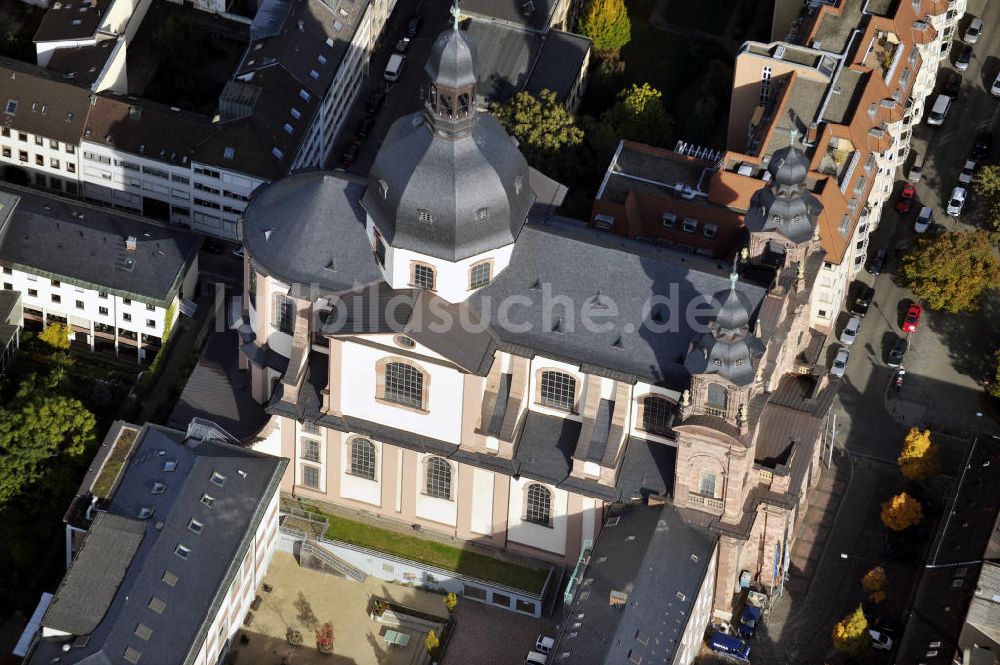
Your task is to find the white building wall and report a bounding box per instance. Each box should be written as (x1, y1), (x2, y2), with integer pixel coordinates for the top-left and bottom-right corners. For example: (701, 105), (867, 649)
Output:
(0, 126), (82, 195)
(507, 477), (568, 556)
(469, 468), (494, 535)
(675, 544), (718, 665)
(337, 341), (465, 444)
(414, 452), (459, 526)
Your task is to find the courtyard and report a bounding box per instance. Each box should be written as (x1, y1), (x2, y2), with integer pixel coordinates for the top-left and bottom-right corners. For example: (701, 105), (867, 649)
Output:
(230, 552), (450, 665)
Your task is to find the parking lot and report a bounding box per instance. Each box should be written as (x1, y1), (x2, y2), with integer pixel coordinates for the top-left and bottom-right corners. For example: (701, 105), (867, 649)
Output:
(326, 0), (454, 175)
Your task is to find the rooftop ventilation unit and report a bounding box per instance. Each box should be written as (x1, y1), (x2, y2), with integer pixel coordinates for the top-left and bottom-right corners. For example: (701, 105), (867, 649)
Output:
(125, 236), (137, 251)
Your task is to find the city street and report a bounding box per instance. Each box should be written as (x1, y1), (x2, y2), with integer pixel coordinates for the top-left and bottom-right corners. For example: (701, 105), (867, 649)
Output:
(754, 1), (1000, 661)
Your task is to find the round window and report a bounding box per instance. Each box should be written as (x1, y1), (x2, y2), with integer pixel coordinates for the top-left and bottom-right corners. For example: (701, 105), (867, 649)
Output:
(394, 335), (415, 349)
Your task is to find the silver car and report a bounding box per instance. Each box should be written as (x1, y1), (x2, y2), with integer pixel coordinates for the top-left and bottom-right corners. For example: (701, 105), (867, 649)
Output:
(840, 316), (861, 346)
(915, 206), (932, 233)
(830, 347), (850, 378)
(946, 186), (967, 217)
(959, 160), (977, 185)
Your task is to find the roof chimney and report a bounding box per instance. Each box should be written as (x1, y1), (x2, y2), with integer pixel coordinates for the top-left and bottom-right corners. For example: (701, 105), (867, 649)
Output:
(805, 122), (819, 145)
(125, 236), (137, 251)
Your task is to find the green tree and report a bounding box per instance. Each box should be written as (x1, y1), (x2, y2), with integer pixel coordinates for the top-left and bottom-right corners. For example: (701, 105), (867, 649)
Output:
(880, 492), (923, 531)
(39, 322), (71, 349)
(491, 90), (584, 159)
(900, 230), (1000, 313)
(601, 83), (675, 148)
(577, 0), (631, 53)
(832, 606), (872, 656)
(898, 428), (941, 482)
(989, 349), (1000, 399)
(0, 391), (95, 507)
(972, 164), (1000, 232)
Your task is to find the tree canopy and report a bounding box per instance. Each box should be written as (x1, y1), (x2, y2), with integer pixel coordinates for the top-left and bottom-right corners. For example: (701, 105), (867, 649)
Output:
(491, 89), (584, 160)
(601, 83), (675, 148)
(0, 388), (95, 507)
(972, 165), (1000, 233)
(861, 565), (887, 604)
(39, 322), (71, 350)
(832, 606), (871, 656)
(898, 428), (941, 482)
(577, 0), (631, 53)
(900, 230), (1000, 313)
(881, 492), (923, 531)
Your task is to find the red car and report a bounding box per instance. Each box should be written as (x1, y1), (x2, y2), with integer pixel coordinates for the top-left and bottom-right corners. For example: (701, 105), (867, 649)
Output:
(341, 139), (363, 166)
(903, 303), (922, 333)
(895, 184), (916, 213)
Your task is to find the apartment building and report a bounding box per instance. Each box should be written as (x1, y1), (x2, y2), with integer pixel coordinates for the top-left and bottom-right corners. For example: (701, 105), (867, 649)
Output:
(233, 24), (839, 638)
(0, 186), (199, 360)
(0, 0), (396, 239)
(23, 419), (287, 665)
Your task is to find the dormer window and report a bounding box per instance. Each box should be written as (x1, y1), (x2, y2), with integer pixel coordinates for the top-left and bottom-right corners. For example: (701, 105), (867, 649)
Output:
(703, 223), (718, 239)
(418, 209), (433, 224)
(661, 212), (677, 228)
(476, 207), (489, 222)
(378, 179), (388, 199)
(682, 218), (698, 233)
(210, 471), (226, 486)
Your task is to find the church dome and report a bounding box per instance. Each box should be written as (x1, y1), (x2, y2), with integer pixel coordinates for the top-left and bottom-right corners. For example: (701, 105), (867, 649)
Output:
(768, 145), (810, 186)
(361, 21), (535, 263)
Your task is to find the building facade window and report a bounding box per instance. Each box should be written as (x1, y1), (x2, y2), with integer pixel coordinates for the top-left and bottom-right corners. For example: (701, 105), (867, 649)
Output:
(698, 472), (717, 497)
(301, 465), (320, 489)
(301, 438), (320, 463)
(469, 261), (491, 289)
(349, 438), (376, 480)
(412, 263), (435, 290)
(373, 231), (387, 267)
(382, 361), (425, 410)
(760, 66), (772, 105)
(274, 294), (295, 334)
(640, 395), (673, 435)
(539, 370), (576, 412)
(705, 384), (727, 415)
(424, 457), (452, 499)
(525, 484), (551, 526)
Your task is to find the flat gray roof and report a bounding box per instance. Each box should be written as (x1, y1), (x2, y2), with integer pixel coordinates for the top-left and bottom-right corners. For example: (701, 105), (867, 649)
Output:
(0, 187), (199, 305)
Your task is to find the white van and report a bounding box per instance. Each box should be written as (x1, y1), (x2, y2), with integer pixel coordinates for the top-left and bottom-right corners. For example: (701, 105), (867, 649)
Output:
(384, 54), (406, 82)
(524, 651), (548, 665)
(964, 17), (984, 45)
(926, 94), (950, 126)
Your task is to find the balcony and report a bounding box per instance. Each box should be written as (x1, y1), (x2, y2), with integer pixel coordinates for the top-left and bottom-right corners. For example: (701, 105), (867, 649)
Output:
(863, 30), (903, 83)
(818, 137), (858, 191)
(688, 492), (725, 511)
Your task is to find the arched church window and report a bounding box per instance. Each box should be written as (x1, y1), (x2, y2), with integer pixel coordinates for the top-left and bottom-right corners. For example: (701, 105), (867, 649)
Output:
(707, 384), (727, 409)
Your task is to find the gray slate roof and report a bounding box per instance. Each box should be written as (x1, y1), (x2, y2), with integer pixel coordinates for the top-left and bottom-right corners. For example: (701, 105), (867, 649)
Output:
(363, 111), (536, 263)
(242, 172), (383, 293)
(31, 424), (287, 665)
(425, 27), (479, 89)
(471, 222), (770, 388)
(168, 331), (268, 441)
(42, 513), (145, 635)
(558, 502), (718, 665)
(0, 187), (199, 304)
(525, 30), (591, 103)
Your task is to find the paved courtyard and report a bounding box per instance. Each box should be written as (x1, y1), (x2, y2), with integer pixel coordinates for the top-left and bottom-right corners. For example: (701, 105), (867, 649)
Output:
(230, 552), (449, 665)
(442, 599), (559, 665)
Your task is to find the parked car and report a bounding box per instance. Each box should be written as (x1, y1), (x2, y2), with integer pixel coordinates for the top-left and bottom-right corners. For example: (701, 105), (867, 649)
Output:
(830, 347), (850, 378)
(895, 183), (916, 212)
(870, 629), (893, 651)
(708, 632), (751, 660)
(992, 71), (1000, 97)
(340, 139), (363, 166)
(849, 282), (875, 317)
(524, 651), (547, 665)
(907, 151), (925, 182)
(915, 206), (932, 233)
(395, 36), (411, 52)
(868, 248), (888, 276)
(405, 15), (422, 38)
(356, 115), (375, 139)
(366, 88), (387, 114)
(737, 605), (763, 639)
(963, 17), (984, 45)
(955, 44), (973, 72)
(232, 246), (245, 259)
(384, 53), (407, 82)
(973, 130), (993, 159)
(887, 336), (908, 367)
(958, 159), (977, 185)
(943, 70), (962, 98)
(903, 303), (923, 333)
(946, 186), (967, 216)
(203, 238), (225, 254)
(840, 316), (862, 346)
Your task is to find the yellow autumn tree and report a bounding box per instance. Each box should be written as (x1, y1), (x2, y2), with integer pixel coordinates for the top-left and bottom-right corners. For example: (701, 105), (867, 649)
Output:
(425, 629), (440, 656)
(898, 428), (941, 481)
(881, 492), (923, 531)
(861, 566), (887, 604)
(39, 322), (71, 349)
(832, 606), (871, 656)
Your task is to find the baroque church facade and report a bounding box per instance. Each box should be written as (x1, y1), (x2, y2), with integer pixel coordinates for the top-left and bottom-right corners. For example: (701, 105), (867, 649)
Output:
(237, 20), (839, 618)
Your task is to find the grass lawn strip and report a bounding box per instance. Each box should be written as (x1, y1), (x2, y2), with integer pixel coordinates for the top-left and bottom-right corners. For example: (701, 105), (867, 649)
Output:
(91, 427), (140, 498)
(322, 512), (548, 593)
